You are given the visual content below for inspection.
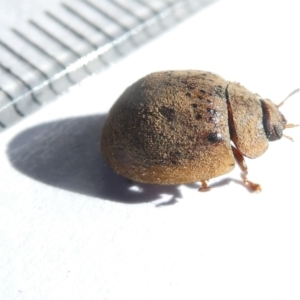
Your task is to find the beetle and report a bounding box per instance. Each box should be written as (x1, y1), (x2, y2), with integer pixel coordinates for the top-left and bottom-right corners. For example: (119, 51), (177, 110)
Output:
(100, 70), (298, 192)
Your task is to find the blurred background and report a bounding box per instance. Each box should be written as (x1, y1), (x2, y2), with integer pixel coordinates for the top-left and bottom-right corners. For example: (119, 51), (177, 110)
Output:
(0, 0), (213, 129)
(1, 1), (300, 300)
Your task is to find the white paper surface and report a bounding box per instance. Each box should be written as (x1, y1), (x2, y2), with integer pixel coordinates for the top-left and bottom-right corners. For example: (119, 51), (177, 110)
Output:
(1, 0), (300, 299)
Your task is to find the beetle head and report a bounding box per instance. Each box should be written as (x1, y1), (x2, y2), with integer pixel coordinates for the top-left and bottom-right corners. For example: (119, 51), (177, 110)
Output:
(260, 99), (286, 141)
(261, 88), (300, 141)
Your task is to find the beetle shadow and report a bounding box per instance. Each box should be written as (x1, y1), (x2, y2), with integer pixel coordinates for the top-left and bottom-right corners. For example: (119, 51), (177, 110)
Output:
(209, 178), (255, 192)
(7, 114), (200, 204)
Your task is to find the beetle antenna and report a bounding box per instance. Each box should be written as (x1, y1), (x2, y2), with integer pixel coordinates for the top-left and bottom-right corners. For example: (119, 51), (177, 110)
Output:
(283, 124), (300, 142)
(285, 123), (300, 129)
(277, 88), (300, 107)
(283, 134), (294, 142)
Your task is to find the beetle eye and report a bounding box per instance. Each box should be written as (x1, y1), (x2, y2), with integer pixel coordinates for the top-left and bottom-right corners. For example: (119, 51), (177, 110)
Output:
(260, 99), (285, 141)
(273, 125), (283, 140)
(263, 124), (283, 141)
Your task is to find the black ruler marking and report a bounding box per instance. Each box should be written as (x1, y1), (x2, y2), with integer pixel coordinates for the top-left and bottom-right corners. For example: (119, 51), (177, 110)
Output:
(29, 20), (93, 75)
(0, 62), (41, 105)
(0, 87), (25, 117)
(12, 28), (77, 84)
(0, 39), (59, 95)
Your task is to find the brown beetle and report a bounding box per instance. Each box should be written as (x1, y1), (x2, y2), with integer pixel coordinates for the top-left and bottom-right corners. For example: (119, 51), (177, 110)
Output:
(101, 70), (298, 191)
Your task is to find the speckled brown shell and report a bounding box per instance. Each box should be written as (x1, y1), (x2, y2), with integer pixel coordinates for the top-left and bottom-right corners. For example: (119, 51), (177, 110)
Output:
(101, 70), (242, 184)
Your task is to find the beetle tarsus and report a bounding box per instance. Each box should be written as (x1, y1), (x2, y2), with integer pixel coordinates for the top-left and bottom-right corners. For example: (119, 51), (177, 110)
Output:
(199, 181), (210, 192)
(241, 173), (261, 192)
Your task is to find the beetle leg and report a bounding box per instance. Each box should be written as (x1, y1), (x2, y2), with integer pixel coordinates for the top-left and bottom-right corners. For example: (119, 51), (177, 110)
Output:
(198, 180), (210, 192)
(231, 145), (261, 192)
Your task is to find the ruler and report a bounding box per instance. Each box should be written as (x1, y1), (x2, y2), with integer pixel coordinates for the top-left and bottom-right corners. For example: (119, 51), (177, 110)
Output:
(0, 0), (215, 131)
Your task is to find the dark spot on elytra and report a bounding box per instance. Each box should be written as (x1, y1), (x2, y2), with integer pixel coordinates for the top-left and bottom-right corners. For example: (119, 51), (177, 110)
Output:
(207, 132), (223, 143)
(159, 106), (175, 122)
(180, 78), (197, 90)
(156, 132), (164, 140)
(192, 103), (197, 108)
(187, 82), (197, 90)
(214, 85), (224, 98)
(199, 89), (206, 94)
(207, 99), (213, 103)
(186, 92), (191, 97)
(174, 151), (181, 156)
(196, 114), (202, 120)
